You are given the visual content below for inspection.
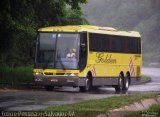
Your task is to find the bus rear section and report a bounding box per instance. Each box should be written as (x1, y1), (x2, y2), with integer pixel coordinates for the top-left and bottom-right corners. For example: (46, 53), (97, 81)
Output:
(87, 32), (142, 92)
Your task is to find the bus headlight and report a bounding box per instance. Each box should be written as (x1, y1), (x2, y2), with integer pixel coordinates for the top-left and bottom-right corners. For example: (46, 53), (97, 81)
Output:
(33, 72), (43, 76)
(67, 73), (78, 76)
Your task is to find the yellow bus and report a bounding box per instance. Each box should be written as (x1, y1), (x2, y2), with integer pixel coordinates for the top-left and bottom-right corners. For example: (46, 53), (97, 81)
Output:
(33, 25), (142, 92)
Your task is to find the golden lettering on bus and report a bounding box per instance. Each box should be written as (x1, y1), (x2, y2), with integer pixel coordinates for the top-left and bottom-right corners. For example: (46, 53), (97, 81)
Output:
(95, 53), (117, 64)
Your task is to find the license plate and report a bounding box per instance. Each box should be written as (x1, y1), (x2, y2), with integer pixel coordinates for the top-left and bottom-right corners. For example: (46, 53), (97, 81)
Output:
(51, 79), (58, 82)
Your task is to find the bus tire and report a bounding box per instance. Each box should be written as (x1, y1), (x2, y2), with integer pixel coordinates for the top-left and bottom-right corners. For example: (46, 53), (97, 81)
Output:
(115, 74), (123, 93)
(86, 78), (92, 91)
(122, 74), (130, 91)
(79, 75), (92, 92)
(45, 86), (54, 91)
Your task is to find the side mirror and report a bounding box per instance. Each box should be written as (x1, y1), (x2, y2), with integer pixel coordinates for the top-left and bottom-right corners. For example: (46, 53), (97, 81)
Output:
(81, 43), (86, 52)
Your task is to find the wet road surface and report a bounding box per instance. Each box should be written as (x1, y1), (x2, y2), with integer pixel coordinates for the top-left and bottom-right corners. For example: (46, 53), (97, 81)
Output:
(0, 89), (117, 111)
(0, 67), (160, 111)
(130, 67), (160, 92)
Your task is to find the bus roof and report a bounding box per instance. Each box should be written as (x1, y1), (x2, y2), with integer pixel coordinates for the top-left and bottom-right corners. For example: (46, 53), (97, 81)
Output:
(38, 25), (141, 37)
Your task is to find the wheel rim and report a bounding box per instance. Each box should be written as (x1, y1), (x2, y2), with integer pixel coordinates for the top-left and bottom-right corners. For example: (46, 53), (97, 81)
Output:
(126, 77), (129, 88)
(86, 79), (89, 91)
(119, 77), (123, 89)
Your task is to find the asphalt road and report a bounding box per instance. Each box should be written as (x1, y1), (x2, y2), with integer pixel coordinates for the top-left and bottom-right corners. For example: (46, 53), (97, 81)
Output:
(130, 67), (160, 92)
(0, 67), (160, 111)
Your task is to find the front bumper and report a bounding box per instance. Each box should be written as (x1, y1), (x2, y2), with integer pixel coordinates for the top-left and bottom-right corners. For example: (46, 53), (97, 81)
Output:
(34, 76), (86, 87)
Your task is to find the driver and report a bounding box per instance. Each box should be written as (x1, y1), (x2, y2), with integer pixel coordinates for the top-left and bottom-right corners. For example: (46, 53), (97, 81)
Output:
(66, 48), (76, 58)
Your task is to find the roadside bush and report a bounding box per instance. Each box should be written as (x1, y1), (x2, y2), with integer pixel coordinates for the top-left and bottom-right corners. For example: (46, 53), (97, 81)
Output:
(0, 65), (33, 84)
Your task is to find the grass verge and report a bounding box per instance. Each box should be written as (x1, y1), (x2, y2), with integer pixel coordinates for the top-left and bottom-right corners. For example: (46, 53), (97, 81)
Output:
(141, 75), (151, 82)
(0, 65), (33, 84)
(38, 93), (159, 117)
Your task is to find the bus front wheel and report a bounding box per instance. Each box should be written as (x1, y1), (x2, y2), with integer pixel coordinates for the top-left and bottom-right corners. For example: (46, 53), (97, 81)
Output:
(79, 77), (92, 92)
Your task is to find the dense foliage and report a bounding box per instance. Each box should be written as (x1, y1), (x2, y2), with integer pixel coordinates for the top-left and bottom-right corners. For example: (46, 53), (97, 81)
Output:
(83, 0), (160, 63)
(0, 0), (88, 67)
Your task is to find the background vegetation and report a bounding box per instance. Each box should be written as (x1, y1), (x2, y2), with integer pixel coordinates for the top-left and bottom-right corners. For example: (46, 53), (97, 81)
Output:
(0, 0), (88, 68)
(83, 0), (160, 64)
(0, 65), (33, 84)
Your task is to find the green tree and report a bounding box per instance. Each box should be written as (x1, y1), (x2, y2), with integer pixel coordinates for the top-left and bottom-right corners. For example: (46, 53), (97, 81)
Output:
(0, 0), (88, 67)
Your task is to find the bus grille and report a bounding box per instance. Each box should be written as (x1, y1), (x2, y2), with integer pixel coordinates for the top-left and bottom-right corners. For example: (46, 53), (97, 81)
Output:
(56, 73), (65, 75)
(44, 72), (65, 76)
(44, 72), (53, 75)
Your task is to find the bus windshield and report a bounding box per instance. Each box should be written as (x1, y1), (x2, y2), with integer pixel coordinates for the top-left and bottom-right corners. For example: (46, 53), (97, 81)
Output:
(35, 32), (80, 69)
